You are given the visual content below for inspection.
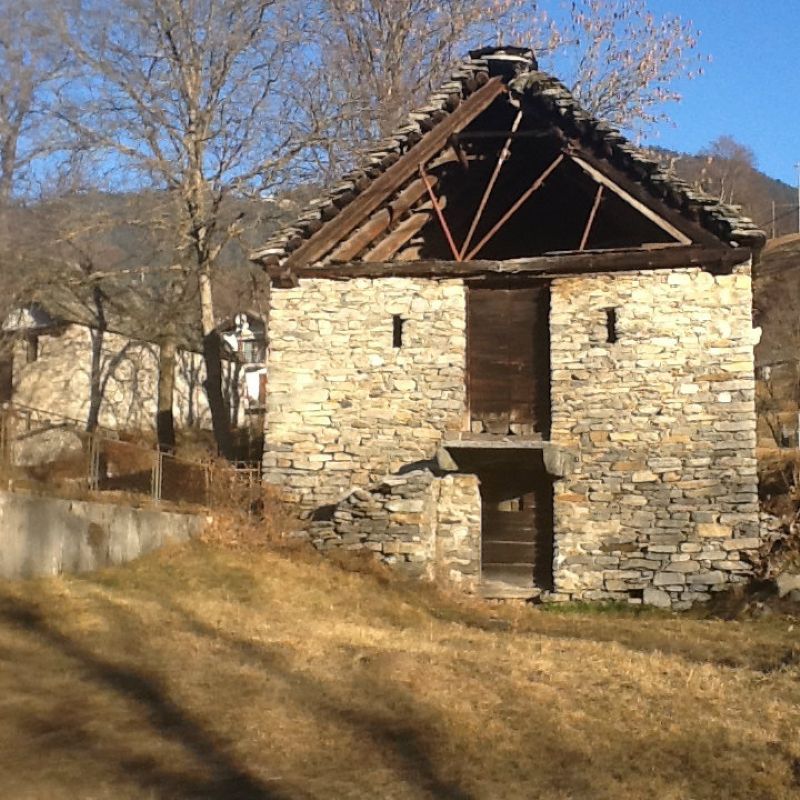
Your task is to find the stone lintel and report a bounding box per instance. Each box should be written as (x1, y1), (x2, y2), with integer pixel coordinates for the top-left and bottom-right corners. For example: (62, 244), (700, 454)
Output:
(438, 438), (576, 478)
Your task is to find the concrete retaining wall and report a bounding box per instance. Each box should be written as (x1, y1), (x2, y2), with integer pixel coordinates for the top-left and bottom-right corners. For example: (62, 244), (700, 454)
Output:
(0, 491), (206, 579)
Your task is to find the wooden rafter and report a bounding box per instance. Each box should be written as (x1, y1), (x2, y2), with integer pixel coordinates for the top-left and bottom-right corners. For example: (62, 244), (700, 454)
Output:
(362, 212), (432, 262)
(456, 128), (561, 141)
(420, 167), (460, 261)
(281, 77), (506, 269)
(459, 108), (523, 260)
(579, 185), (604, 251)
(569, 153), (690, 244)
(328, 176), (436, 263)
(465, 154), (565, 260)
(566, 146), (722, 246)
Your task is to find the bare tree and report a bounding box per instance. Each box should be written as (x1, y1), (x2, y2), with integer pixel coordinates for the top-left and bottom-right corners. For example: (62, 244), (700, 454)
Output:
(657, 135), (788, 235)
(54, 0), (315, 458)
(549, 0), (705, 130)
(0, 0), (71, 204)
(698, 136), (758, 206)
(0, 0), (72, 326)
(311, 0), (706, 170)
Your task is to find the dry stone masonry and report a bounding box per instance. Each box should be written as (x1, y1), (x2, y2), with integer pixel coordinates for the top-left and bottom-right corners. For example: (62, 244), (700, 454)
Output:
(549, 265), (760, 609)
(265, 265), (762, 609)
(265, 277), (466, 507)
(308, 470), (481, 588)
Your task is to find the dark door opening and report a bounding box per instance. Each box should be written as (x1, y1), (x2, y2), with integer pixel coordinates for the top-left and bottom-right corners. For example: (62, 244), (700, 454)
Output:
(478, 454), (554, 593)
(467, 285), (550, 437)
(0, 355), (13, 404)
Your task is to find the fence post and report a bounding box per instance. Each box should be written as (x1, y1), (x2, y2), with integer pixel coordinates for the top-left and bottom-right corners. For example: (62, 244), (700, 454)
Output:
(87, 434), (101, 492)
(0, 409), (9, 469)
(151, 450), (163, 503)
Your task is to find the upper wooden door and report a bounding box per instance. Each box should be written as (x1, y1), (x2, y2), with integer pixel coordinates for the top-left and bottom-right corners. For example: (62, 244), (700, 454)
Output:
(466, 286), (550, 437)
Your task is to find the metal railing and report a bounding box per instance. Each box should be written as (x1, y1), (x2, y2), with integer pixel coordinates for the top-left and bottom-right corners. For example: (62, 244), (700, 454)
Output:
(0, 403), (263, 512)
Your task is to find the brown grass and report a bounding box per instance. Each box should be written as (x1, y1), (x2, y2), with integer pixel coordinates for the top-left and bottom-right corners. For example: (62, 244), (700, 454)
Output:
(0, 543), (799, 800)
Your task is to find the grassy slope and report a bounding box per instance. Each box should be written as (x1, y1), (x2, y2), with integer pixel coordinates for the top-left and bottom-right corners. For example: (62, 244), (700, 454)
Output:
(0, 542), (799, 800)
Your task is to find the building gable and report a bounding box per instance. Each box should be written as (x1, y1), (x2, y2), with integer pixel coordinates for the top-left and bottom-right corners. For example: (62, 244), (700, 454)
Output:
(252, 47), (765, 282)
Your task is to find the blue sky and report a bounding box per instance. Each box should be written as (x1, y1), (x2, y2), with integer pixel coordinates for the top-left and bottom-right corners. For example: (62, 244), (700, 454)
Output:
(644, 1), (800, 186)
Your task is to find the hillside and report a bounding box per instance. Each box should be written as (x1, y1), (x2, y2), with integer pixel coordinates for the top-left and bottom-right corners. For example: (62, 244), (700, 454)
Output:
(649, 145), (796, 238)
(0, 540), (798, 799)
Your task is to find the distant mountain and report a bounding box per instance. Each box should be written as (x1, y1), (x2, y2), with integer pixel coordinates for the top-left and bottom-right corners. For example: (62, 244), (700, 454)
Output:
(646, 144), (796, 239)
(0, 188), (320, 327)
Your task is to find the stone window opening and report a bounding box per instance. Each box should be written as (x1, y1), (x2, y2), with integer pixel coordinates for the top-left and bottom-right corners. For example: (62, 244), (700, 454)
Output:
(392, 315), (405, 348)
(605, 307), (618, 344)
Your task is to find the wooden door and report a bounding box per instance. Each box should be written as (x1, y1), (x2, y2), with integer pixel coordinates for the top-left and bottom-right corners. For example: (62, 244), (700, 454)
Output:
(467, 286), (550, 436)
(480, 462), (553, 590)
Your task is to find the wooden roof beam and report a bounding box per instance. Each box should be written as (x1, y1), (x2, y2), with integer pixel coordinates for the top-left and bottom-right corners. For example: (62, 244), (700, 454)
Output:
(290, 244), (750, 281)
(281, 76), (507, 269)
(566, 145), (723, 247)
(568, 153), (690, 245)
(328, 176), (436, 263)
(362, 212), (432, 262)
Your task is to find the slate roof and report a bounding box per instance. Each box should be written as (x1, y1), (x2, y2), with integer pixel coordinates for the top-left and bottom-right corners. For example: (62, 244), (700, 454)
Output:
(252, 46), (765, 268)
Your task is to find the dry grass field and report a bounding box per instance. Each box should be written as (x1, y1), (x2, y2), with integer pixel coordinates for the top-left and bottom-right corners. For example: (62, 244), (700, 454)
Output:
(0, 540), (799, 799)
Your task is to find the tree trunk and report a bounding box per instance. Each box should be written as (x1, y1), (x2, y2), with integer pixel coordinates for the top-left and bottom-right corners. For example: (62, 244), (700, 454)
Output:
(86, 327), (103, 432)
(157, 338), (177, 452)
(198, 266), (232, 459)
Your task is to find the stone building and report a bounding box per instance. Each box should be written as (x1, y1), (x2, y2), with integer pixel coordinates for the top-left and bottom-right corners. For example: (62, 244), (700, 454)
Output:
(252, 47), (767, 607)
(1, 302), (265, 433)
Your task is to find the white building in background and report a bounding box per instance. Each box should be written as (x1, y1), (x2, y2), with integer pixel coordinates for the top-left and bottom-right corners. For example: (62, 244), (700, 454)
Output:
(1, 304), (267, 433)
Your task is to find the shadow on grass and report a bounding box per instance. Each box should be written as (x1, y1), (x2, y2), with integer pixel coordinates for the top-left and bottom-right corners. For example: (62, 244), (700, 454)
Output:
(167, 601), (484, 800)
(165, 599), (800, 800)
(0, 592), (291, 800)
(162, 599), (602, 800)
(3, 566), (797, 800)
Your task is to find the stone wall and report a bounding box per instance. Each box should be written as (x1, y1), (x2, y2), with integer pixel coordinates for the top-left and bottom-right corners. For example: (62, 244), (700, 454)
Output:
(0, 489), (205, 579)
(266, 264), (762, 608)
(11, 324), (246, 431)
(549, 265), (760, 608)
(307, 470), (480, 589)
(264, 278), (466, 508)
(434, 473), (482, 588)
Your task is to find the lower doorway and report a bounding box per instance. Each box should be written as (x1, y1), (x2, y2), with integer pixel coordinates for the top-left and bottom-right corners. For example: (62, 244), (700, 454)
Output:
(478, 455), (553, 596)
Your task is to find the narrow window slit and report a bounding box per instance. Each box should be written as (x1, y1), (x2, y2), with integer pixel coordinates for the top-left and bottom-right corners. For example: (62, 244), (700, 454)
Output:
(392, 315), (405, 348)
(605, 307), (618, 344)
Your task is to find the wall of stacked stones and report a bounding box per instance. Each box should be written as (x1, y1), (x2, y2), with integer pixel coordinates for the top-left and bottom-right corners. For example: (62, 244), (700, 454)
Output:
(12, 325), (246, 431)
(264, 278), (466, 508)
(549, 265), (760, 609)
(307, 470), (481, 589)
(265, 265), (762, 607)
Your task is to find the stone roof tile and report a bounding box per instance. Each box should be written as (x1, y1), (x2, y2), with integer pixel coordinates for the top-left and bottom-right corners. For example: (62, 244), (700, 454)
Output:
(252, 46), (765, 266)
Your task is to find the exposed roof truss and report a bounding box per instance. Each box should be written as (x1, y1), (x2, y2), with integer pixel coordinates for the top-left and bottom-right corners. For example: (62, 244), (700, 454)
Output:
(252, 47), (765, 279)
